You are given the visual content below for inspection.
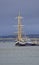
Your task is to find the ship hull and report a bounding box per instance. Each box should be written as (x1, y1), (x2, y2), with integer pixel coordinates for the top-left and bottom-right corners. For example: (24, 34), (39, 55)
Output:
(15, 42), (39, 46)
(15, 42), (26, 46)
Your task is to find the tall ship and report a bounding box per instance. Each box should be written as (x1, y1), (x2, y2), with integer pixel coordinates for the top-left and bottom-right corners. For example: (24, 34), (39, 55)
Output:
(15, 11), (39, 46)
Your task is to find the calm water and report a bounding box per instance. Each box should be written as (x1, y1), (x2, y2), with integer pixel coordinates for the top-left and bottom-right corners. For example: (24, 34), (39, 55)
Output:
(0, 42), (39, 65)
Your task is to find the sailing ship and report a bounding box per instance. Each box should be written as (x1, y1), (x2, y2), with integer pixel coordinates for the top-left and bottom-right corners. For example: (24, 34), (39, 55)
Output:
(15, 11), (39, 46)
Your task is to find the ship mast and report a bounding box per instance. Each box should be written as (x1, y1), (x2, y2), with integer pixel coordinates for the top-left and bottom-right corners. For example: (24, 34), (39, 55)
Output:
(16, 11), (23, 41)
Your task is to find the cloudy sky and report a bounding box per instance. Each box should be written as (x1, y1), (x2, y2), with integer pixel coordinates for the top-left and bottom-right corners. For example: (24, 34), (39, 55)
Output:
(0, 0), (39, 35)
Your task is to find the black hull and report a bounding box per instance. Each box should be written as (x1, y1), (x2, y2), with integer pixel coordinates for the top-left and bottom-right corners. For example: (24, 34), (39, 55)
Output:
(15, 42), (39, 46)
(15, 42), (26, 46)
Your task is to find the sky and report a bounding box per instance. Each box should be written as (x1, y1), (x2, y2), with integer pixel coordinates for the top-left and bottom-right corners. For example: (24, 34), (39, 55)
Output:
(0, 0), (39, 35)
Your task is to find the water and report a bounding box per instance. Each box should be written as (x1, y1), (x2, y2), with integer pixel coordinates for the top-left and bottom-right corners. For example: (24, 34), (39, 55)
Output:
(0, 42), (39, 65)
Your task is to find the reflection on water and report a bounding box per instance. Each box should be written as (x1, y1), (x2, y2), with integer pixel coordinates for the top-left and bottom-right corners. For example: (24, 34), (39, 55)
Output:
(0, 42), (39, 65)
